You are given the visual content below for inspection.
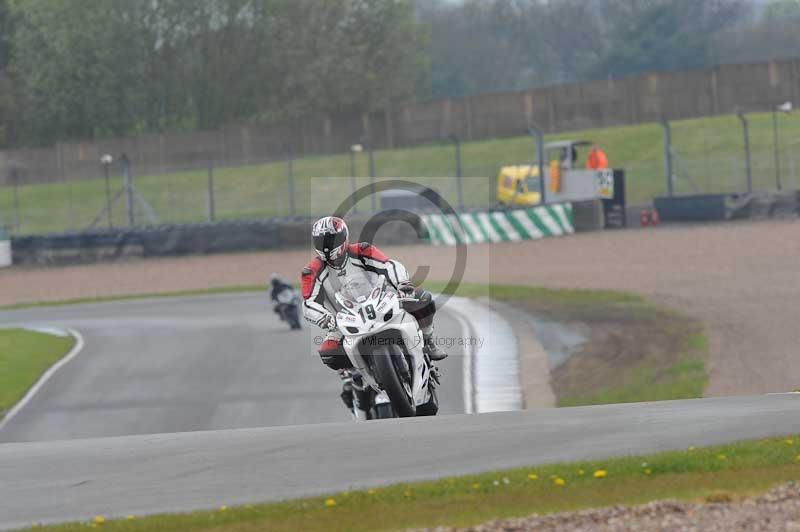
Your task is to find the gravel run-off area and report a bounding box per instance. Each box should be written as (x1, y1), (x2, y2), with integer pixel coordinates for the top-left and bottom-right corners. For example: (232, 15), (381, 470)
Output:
(425, 482), (800, 532)
(1, 219), (799, 396)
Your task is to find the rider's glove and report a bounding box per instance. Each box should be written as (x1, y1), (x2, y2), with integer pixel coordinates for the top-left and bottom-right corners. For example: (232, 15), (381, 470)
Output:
(316, 314), (336, 331)
(397, 281), (416, 298)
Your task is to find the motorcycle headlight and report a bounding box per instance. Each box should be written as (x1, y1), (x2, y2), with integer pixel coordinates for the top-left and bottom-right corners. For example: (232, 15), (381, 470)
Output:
(383, 309), (393, 322)
(346, 326), (360, 334)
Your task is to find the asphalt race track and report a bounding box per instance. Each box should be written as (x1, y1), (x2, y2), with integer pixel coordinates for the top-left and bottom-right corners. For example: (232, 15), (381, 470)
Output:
(2, 294), (799, 529)
(1, 394), (798, 528)
(0, 293), (466, 443)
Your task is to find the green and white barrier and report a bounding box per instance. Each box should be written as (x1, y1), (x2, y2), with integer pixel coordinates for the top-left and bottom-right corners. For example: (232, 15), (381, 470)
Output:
(421, 204), (573, 246)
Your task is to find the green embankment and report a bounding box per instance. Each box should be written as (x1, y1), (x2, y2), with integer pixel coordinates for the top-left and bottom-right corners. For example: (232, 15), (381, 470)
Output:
(2, 112), (799, 235)
(432, 283), (708, 407)
(0, 328), (75, 417)
(24, 435), (800, 532)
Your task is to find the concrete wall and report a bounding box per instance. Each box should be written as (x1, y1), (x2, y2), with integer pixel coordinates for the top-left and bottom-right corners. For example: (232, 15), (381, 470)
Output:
(3, 58), (800, 185)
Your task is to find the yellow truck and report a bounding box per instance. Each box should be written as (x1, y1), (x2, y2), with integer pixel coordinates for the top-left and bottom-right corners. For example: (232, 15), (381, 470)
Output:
(496, 140), (594, 207)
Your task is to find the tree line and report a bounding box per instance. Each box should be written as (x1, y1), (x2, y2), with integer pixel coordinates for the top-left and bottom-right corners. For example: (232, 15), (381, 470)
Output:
(0, 0), (798, 148)
(417, 0), (800, 98)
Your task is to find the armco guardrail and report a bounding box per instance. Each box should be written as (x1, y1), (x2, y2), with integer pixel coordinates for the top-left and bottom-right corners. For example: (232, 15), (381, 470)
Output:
(8, 204), (604, 266)
(11, 220), (281, 266)
(9, 214), (427, 266)
(654, 190), (800, 223)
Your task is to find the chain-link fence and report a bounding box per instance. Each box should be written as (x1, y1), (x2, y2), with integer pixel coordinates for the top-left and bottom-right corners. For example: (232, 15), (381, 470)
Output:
(0, 138), (504, 236)
(1, 112), (798, 236)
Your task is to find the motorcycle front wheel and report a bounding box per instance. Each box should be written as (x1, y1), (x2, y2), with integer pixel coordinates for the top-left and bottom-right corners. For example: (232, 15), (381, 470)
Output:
(372, 403), (395, 419)
(372, 345), (416, 417)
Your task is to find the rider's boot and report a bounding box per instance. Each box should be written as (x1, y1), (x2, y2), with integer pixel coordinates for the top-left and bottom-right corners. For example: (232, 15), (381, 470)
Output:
(339, 372), (355, 412)
(351, 373), (370, 420)
(422, 325), (448, 361)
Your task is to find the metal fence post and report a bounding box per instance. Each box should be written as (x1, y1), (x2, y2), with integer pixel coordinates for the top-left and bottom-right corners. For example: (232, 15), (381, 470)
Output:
(449, 134), (463, 211)
(528, 125), (546, 205)
(349, 145), (359, 214)
(206, 155), (216, 222)
(121, 153), (135, 227)
(286, 145), (295, 217)
(11, 169), (20, 231)
(366, 139), (376, 212)
(736, 112), (752, 194)
(660, 118), (674, 197)
(773, 109), (783, 191)
(101, 157), (113, 228)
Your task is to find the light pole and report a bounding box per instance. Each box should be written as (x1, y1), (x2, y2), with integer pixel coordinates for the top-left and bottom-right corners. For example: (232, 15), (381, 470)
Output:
(772, 101), (792, 191)
(100, 154), (113, 228)
(350, 144), (362, 214)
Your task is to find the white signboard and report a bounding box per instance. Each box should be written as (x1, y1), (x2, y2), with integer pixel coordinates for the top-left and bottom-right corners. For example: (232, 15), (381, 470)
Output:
(596, 169), (615, 199)
(0, 239), (11, 268)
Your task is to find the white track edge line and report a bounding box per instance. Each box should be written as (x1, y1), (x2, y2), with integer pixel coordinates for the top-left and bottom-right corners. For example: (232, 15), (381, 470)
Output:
(0, 328), (85, 432)
(451, 310), (475, 415)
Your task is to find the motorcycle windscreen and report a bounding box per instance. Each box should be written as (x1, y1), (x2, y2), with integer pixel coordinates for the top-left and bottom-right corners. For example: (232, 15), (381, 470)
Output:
(335, 270), (383, 311)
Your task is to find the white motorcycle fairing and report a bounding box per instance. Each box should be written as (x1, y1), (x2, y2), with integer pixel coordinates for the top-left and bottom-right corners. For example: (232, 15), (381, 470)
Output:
(334, 276), (432, 412)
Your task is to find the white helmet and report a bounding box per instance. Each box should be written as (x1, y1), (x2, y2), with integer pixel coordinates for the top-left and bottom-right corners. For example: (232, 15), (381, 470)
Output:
(312, 216), (349, 269)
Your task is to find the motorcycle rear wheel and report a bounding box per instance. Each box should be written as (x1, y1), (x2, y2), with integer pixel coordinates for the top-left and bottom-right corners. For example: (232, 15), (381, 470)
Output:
(372, 345), (416, 418)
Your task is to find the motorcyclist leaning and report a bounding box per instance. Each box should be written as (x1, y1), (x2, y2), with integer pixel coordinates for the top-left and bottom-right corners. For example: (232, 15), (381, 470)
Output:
(301, 216), (447, 377)
(268, 273), (294, 313)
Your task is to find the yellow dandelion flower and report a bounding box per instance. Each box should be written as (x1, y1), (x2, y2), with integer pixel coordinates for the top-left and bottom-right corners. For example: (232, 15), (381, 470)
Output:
(527, 473), (538, 480)
(403, 490), (412, 498)
(367, 489), (376, 495)
(593, 470), (607, 478)
(645, 469), (652, 475)
(553, 477), (565, 486)
(577, 469), (585, 475)
(688, 446), (695, 452)
(795, 455), (800, 463)
(126, 515), (135, 520)
(471, 482), (481, 490)
(93, 516), (105, 525)
(324, 498), (336, 507)
(786, 439), (794, 446)
(717, 454), (727, 461)
(219, 506), (227, 512)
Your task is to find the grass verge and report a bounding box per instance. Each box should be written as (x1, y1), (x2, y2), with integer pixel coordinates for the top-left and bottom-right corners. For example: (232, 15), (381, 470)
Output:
(22, 434), (800, 532)
(0, 328), (75, 417)
(0, 285), (265, 311)
(429, 283), (708, 406)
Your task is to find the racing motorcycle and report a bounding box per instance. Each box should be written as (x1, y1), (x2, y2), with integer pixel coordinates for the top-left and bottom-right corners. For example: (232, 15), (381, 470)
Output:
(273, 286), (302, 330)
(333, 271), (439, 419)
